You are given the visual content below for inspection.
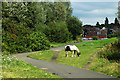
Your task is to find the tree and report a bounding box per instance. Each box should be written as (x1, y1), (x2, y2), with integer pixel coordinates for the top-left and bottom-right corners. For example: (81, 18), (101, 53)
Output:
(96, 22), (100, 28)
(105, 17), (109, 26)
(67, 16), (82, 40)
(118, 6), (120, 22)
(44, 21), (72, 42)
(114, 18), (119, 25)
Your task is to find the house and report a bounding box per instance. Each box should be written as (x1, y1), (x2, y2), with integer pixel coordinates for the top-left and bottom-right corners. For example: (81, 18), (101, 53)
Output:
(83, 25), (120, 40)
(83, 26), (107, 40)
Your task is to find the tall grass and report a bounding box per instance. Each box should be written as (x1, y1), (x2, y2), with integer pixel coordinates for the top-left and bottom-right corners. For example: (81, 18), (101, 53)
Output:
(89, 40), (120, 78)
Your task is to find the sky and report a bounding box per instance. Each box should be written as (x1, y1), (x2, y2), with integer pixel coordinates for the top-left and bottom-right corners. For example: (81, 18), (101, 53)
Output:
(71, 1), (119, 25)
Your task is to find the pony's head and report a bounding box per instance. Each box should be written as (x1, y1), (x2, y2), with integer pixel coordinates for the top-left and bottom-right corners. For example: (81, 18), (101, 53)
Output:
(77, 52), (81, 57)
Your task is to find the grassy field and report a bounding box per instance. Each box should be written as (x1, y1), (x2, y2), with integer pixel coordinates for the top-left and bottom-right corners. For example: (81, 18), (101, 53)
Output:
(27, 50), (55, 61)
(2, 55), (60, 78)
(56, 37), (118, 68)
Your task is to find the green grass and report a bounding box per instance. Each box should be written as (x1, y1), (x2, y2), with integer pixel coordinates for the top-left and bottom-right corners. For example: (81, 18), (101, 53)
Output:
(56, 37), (118, 68)
(50, 40), (85, 48)
(27, 50), (55, 61)
(50, 42), (67, 48)
(2, 55), (60, 78)
(89, 55), (120, 77)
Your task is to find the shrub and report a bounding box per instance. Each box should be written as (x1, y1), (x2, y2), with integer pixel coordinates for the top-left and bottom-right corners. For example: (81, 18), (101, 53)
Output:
(92, 36), (99, 40)
(29, 32), (50, 51)
(76, 34), (83, 42)
(2, 26), (31, 53)
(107, 31), (120, 38)
(98, 41), (120, 61)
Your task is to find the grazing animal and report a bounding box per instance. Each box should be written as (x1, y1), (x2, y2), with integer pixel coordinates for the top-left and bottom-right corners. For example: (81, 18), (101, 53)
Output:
(65, 45), (81, 57)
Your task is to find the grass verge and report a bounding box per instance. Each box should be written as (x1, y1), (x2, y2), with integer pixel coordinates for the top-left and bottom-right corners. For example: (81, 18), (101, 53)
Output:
(27, 50), (55, 61)
(2, 55), (60, 78)
(89, 55), (120, 77)
(89, 40), (120, 78)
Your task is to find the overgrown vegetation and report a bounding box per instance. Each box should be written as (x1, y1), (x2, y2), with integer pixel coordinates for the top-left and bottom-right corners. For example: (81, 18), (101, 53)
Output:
(89, 35), (120, 78)
(2, 2), (83, 54)
(89, 41), (120, 77)
(98, 41), (120, 61)
(2, 55), (60, 78)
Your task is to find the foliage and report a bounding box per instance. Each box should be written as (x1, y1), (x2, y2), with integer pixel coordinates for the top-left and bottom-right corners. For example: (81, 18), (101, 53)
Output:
(89, 40), (120, 78)
(2, 25), (31, 53)
(2, 2), (82, 54)
(107, 31), (120, 39)
(98, 41), (120, 61)
(105, 17), (109, 26)
(92, 36), (99, 40)
(114, 18), (119, 25)
(118, 6), (120, 22)
(96, 22), (100, 27)
(2, 55), (60, 78)
(44, 21), (72, 43)
(66, 16), (83, 40)
(29, 32), (50, 51)
(76, 34), (83, 42)
(89, 56), (120, 78)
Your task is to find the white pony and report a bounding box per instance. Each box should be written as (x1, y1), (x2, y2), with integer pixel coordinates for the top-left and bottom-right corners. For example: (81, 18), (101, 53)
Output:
(65, 45), (81, 57)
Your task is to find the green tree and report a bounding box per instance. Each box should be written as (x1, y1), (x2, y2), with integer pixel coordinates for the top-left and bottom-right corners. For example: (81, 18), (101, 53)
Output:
(114, 18), (119, 25)
(44, 21), (72, 42)
(105, 17), (109, 26)
(67, 16), (83, 40)
(118, 6), (120, 22)
(96, 22), (100, 28)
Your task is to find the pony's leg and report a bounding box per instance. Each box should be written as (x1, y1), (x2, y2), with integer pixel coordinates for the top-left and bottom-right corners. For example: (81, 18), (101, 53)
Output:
(74, 50), (76, 57)
(72, 51), (74, 57)
(66, 51), (68, 57)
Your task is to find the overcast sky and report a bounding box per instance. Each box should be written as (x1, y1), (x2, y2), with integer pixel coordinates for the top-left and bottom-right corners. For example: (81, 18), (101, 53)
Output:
(71, 1), (119, 25)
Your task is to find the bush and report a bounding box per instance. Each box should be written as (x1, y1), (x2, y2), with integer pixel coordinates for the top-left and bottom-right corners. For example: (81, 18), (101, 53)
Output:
(2, 26), (31, 53)
(107, 31), (120, 38)
(76, 34), (83, 42)
(98, 41), (120, 61)
(92, 36), (99, 40)
(29, 32), (50, 51)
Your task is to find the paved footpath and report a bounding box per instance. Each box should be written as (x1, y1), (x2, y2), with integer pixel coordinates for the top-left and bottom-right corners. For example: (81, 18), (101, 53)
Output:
(12, 41), (119, 80)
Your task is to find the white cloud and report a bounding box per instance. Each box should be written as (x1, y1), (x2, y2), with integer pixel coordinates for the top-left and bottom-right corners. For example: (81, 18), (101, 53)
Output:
(71, 2), (118, 25)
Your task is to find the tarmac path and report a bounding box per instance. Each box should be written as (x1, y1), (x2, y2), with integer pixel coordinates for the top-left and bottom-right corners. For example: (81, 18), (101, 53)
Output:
(12, 41), (119, 79)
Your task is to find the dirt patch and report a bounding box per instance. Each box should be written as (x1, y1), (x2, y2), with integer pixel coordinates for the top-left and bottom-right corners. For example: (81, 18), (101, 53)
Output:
(84, 49), (100, 69)
(51, 51), (60, 62)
